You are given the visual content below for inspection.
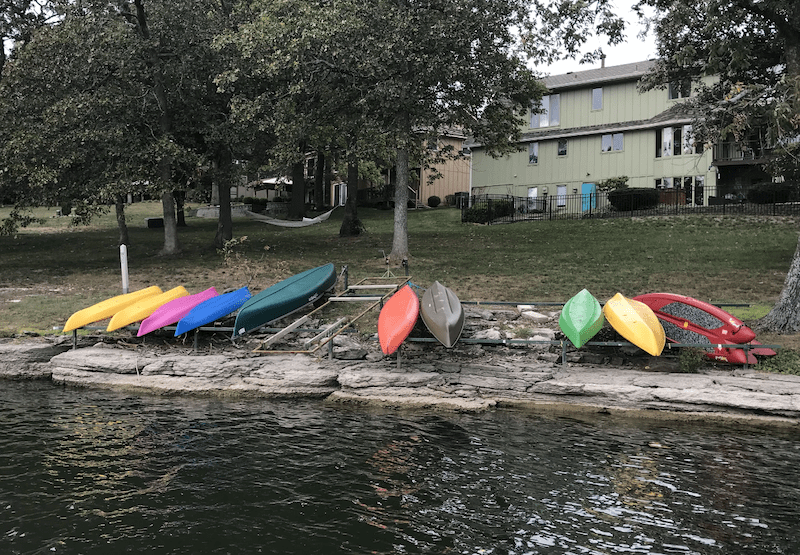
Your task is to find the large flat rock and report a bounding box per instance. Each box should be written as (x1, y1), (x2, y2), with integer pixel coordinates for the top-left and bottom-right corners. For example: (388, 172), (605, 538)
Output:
(3, 340), (800, 426)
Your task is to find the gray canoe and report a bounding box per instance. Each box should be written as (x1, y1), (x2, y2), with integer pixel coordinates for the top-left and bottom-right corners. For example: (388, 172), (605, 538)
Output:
(420, 281), (464, 348)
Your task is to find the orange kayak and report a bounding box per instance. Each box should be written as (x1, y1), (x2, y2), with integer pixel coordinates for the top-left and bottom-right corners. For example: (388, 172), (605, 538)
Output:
(378, 285), (419, 355)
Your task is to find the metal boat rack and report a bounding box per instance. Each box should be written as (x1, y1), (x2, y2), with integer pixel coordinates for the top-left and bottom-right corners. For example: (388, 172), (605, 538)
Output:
(252, 266), (410, 356)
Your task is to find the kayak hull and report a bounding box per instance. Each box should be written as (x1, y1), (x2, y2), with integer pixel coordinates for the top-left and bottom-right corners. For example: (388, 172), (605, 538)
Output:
(175, 287), (251, 336)
(603, 293), (666, 356)
(137, 287), (219, 336)
(233, 263), (336, 338)
(633, 293), (772, 364)
(420, 281), (464, 348)
(559, 288), (604, 348)
(107, 286), (189, 331)
(63, 286), (162, 333)
(378, 285), (420, 355)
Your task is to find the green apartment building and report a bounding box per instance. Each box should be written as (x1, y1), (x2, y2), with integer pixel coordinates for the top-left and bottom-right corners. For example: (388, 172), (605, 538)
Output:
(469, 60), (721, 208)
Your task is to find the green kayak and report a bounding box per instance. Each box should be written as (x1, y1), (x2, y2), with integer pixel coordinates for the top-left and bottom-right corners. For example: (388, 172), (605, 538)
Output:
(559, 288), (604, 348)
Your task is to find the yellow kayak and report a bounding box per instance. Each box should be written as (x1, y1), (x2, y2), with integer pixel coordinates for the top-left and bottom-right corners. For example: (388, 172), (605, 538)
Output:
(603, 293), (666, 356)
(107, 286), (189, 331)
(63, 286), (163, 333)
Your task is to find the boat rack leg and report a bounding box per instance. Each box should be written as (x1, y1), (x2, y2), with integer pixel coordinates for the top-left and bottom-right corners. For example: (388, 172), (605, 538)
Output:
(72, 330), (78, 350)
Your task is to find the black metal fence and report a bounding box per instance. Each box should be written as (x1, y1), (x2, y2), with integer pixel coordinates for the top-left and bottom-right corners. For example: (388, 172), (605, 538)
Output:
(461, 190), (800, 224)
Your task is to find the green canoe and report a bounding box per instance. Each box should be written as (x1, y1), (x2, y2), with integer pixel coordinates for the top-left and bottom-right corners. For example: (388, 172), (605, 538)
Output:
(559, 288), (604, 348)
(233, 263), (336, 338)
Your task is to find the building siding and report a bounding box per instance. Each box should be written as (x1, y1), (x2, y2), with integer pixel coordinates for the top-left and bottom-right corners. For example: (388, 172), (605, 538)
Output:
(472, 61), (718, 205)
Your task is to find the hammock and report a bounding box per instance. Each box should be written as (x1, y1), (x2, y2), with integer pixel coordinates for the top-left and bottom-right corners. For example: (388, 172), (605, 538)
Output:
(245, 208), (336, 228)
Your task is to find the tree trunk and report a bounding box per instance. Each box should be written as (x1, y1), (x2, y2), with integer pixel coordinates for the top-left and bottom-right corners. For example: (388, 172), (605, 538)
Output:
(289, 158), (305, 220)
(214, 149), (234, 249)
(160, 190), (180, 255)
(174, 190), (187, 227)
(115, 194), (129, 246)
(388, 146), (410, 264)
(757, 233), (800, 333)
(339, 157), (363, 237)
(314, 150), (325, 211)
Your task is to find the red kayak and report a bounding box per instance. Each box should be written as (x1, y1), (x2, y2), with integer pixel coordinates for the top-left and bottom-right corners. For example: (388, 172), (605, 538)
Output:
(633, 293), (775, 364)
(378, 285), (419, 355)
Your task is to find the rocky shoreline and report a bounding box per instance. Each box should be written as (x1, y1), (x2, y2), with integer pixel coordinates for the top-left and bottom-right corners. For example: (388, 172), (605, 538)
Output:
(3, 329), (800, 428)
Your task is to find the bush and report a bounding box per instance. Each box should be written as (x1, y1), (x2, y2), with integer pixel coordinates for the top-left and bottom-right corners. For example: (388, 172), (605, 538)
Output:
(462, 206), (490, 224)
(746, 182), (797, 204)
(608, 188), (659, 211)
(427, 195), (441, 208)
(756, 349), (800, 375)
(679, 347), (707, 373)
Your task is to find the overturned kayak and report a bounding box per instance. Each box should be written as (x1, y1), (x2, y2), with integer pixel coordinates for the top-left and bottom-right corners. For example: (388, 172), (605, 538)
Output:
(420, 281), (464, 348)
(633, 292), (774, 364)
(63, 286), (162, 333)
(378, 285), (419, 355)
(559, 288), (604, 349)
(137, 286), (219, 336)
(233, 263), (336, 338)
(107, 286), (189, 332)
(603, 293), (665, 357)
(175, 287), (251, 336)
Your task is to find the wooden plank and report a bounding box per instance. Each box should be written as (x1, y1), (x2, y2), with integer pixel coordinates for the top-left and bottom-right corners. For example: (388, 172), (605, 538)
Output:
(347, 284), (402, 290)
(260, 315), (310, 347)
(328, 296), (384, 302)
(304, 317), (348, 349)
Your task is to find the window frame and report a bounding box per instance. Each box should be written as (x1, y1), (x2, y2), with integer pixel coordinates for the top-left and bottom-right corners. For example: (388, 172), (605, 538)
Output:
(601, 132), (624, 153)
(530, 94), (561, 128)
(592, 87), (603, 111)
(528, 142), (539, 164)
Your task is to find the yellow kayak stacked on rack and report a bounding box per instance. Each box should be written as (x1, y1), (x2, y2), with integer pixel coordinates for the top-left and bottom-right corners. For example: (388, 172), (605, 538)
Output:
(107, 286), (189, 331)
(603, 292), (666, 356)
(63, 286), (163, 333)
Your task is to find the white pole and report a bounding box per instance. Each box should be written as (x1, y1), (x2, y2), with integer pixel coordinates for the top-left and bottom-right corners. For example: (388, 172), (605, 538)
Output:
(120, 244), (129, 293)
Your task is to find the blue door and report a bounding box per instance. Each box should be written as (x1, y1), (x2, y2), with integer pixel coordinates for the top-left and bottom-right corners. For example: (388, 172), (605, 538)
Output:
(581, 182), (596, 211)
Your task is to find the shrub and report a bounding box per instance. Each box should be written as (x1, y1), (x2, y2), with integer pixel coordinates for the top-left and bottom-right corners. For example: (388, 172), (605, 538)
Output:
(427, 195), (441, 208)
(462, 206), (490, 224)
(756, 349), (800, 375)
(608, 188), (659, 211)
(679, 347), (707, 373)
(597, 176), (629, 192)
(746, 182), (797, 204)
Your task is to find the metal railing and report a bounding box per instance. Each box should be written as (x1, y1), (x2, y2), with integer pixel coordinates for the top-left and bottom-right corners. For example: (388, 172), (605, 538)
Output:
(461, 191), (800, 224)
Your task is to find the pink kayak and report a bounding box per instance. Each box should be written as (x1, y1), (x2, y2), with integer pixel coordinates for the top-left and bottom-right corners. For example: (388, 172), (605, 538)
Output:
(137, 287), (219, 336)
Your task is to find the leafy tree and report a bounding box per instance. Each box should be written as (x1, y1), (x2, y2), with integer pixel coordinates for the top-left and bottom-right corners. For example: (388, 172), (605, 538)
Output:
(0, 0), (249, 253)
(635, 0), (800, 332)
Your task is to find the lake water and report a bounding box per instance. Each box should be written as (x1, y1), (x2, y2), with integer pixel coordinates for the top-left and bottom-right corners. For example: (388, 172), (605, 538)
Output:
(2, 380), (799, 554)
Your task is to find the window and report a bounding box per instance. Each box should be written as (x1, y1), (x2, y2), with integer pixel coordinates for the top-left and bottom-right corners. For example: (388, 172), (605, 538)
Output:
(528, 142), (539, 164)
(557, 185), (567, 207)
(668, 80), (691, 100)
(558, 139), (568, 156)
(601, 133), (623, 152)
(592, 88), (603, 111)
(531, 94), (560, 128)
(656, 125), (700, 157)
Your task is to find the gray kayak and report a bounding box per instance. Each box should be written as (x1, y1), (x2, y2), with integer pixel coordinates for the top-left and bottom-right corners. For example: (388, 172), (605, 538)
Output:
(420, 281), (464, 348)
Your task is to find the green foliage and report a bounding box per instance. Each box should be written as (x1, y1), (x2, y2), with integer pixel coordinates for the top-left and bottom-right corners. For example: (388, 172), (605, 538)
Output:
(427, 196), (441, 208)
(607, 188), (660, 211)
(637, 0), (800, 180)
(746, 182), (798, 204)
(597, 176), (629, 192)
(679, 347), (707, 373)
(756, 349), (800, 375)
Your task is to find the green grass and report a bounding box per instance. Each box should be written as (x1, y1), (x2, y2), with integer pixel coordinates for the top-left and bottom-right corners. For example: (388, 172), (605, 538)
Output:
(1, 203), (798, 356)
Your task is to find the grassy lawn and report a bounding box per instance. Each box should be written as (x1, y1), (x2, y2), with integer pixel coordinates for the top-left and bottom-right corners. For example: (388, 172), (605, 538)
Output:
(1, 202), (798, 354)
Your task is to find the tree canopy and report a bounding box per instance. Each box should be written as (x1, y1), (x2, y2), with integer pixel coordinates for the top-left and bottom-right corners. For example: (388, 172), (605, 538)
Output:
(635, 0), (800, 333)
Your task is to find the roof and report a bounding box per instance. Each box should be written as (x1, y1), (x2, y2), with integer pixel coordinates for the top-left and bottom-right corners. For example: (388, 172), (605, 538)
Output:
(543, 59), (657, 92)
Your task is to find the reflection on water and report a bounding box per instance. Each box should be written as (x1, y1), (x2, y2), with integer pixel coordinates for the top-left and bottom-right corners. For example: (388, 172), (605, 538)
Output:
(2, 381), (799, 554)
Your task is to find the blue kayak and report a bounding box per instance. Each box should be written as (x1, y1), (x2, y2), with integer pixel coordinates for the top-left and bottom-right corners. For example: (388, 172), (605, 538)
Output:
(233, 263), (336, 338)
(174, 286), (251, 336)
